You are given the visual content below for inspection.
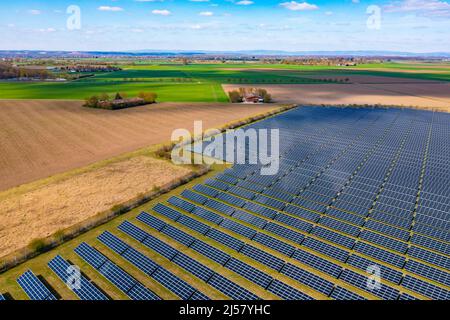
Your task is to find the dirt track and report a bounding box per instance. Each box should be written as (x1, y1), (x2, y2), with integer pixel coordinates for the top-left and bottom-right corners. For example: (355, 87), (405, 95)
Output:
(0, 101), (275, 191)
(223, 82), (450, 112)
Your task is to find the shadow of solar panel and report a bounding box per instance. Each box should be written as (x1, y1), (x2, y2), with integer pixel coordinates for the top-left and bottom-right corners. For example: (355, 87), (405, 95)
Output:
(243, 202), (278, 219)
(219, 219), (257, 239)
(168, 197), (195, 213)
(190, 241), (230, 266)
(189, 291), (210, 300)
(204, 199), (235, 216)
(48, 256), (106, 300)
(264, 222), (305, 245)
(280, 263), (334, 296)
(207, 274), (259, 300)
(312, 226), (355, 249)
(240, 244), (285, 271)
(182, 190), (208, 205)
(360, 230), (408, 254)
(161, 225), (196, 247)
(193, 184), (219, 197)
(405, 259), (450, 287)
(266, 279), (314, 300)
(253, 233), (296, 257)
(172, 253), (214, 282)
(153, 203), (182, 221)
(330, 286), (366, 300)
(192, 206), (224, 225)
(354, 242), (405, 268)
(346, 254), (403, 285)
(401, 275), (450, 300)
(177, 215), (210, 235)
(225, 258), (273, 289)
(232, 210), (268, 229)
(283, 205), (321, 223)
(17, 270), (57, 301)
(302, 237), (349, 262)
(206, 228), (245, 251)
(292, 249), (342, 278)
(275, 213), (314, 233)
(216, 192), (246, 208)
(137, 212), (166, 231)
(338, 269), (399, 300)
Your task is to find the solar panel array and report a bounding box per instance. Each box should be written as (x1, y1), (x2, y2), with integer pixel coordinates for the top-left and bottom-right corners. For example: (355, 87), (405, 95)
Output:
(17, 270), (57, 300)
(3, 106), (450, 300)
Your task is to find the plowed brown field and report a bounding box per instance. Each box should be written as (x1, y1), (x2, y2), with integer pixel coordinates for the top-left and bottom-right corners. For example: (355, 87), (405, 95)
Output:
(0, 100), (275, 191)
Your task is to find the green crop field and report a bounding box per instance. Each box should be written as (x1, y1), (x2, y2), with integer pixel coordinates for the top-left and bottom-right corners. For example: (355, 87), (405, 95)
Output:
(0, 62), (449, 102)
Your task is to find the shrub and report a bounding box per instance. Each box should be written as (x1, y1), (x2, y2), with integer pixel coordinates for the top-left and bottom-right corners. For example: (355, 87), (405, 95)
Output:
(138, 92), (158, 104)
(228, 90), (242, 103)
(28, 238), (47, 254)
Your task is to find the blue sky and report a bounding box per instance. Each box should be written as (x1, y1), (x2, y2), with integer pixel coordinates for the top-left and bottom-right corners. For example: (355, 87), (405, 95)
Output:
(1, 0), (450, 52)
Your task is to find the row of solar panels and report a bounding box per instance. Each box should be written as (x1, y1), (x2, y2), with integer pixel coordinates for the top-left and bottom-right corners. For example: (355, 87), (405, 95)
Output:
(169, 186), (450, 300)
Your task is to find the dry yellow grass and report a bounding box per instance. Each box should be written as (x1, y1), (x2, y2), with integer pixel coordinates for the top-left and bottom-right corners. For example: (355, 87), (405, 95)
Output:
(0, 155), (191, 258)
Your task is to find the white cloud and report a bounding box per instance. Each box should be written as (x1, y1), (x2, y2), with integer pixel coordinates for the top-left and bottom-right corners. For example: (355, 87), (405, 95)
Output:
(98, 6), (124, 12)
(38, 28), (56, 33)
(152, 9), (171, 15)
(29, 9), (42, 15)
(384, 0), (450, 17)
(199, 11), (214, 16)
(280, 2), (319, 11)
(236, 1), (254, 5)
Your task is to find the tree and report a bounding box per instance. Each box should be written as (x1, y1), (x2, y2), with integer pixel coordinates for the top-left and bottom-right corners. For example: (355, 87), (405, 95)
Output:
(115, 92), (123, 100)
(99, 93), (110, 101)
(84, 95), (99, 108)
(228, 90), (242, 103)
(138, 92), (158, 104)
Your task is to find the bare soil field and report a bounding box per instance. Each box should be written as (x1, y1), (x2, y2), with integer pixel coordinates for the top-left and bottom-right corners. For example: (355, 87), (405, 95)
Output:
(0, 155), (191, 257)
(223, 82), (450, 112)
(0, 100), (275, 191)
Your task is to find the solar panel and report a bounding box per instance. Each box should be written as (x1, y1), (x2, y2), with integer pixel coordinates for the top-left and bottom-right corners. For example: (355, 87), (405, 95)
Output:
(264, 222), (305, 245)
(161, 225), (196, 247)
(302, 237), (349, 262)
(407, 246), (450, 270)
(216, 192), (246, 208)
(153, 203), (182, 221)
(190, 240), (231, 266)
(354, 241), (405, 268)
(182, 189), (208, 205)
(275, 213), (314, 233)
(0, 294), (5, 301)
(207, 274), (260, 300)
(252, 232), (296, 257)
(74, 242), (160, 300)
(401, 275), (450, 300)
(280, 263), (334, 296)
(330, 286), (366, 300)
(152, 268), (197, 300)
(17, 270), (57, 301)
(292, 249), (342, 278)
(204, 199), (235, 216)
(219, 219), (257, 239)
(232, 210), (268, 229)
(189, 291), (210, 300)
(206, 228), (245, 251)
(172, 253), (215, 282)
(225, 258), (273, 289)
(240, 244), (285, 271)
(48, 255), (108, 300)
(192, 206), (224, 225)
(243, 202), (278, 219)
(137, 211), (166, 231)
(338, 269), (399, 300)
(405, 259), (450, 287)
(346, 254), (403, 285)
(266, 279), (314, 300)
(168, 196), (195, 213)
(311, 226), (355, 249)
(177, 215), (210, 235)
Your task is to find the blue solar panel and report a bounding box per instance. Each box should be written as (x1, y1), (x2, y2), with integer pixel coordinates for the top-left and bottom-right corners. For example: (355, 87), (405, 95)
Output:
(161, 225), (196, 247)
(280, 263), (334, 296)
(219, 219), (257, 239)
(330, 286), (366, 300)
(338, 269), (399, 300)
(0, 294), (5, 301)
(302, 237), (349, 262)
(48, 255), (108, 300)
(172, 253), (215, 282)
(190, 240), (230, 266)
(240, 244), (285, 271)
(193, 184), (219, 197)
(189, 291), (210, 300)
(243, 202), (278, 219)
(225, 258), (273, 289)
(275, 213), (314, 233)
(405, 259), (450, 287)
(401, 275), (450, 300)
(17, 270), (57, 300)
(264, 222), (305, 245)
(292, 249), (342, 278)
(177, 215), (210, 235)
(207, 274), (260, 300)
(153, 203), (182, 221)
(206, 228), (245, 251)
(168, 196), (195, 213)
(346, 254), (403, 285)
(204, 199), (235, 216)
(232, 210), (268, 229)
(266, 279), (314, 300)
(253, 232), (296, 257)
(137, 211), (166, 231)
(74, 242), (160, 300)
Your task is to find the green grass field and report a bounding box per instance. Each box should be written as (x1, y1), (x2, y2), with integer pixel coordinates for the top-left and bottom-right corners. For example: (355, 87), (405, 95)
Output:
(0, 62), (449, 102)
